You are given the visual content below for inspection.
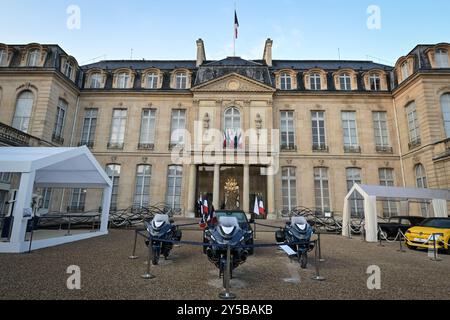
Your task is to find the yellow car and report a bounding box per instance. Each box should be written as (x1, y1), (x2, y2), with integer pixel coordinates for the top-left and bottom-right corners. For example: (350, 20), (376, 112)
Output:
(405, 218), (450, 253)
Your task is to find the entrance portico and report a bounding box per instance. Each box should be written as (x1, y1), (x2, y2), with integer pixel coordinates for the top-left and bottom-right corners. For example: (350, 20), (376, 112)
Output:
(187, 163), (275, 219)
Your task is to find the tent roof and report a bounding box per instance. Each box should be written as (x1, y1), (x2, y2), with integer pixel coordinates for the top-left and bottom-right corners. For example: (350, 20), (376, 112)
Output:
(350, 184), (450, 201)
(0, 147), (112, 188)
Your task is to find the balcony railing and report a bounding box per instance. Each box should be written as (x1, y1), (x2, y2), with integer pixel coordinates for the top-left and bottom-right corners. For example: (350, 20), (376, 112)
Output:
(376, 145), (393, 154)
(107, 142), (124, 150)
(52, 133), (65, 145)
(408, 139), (422, 150)
(67, 206), (85, 213)
(78, 141), (94, 148)
(313, 145), (329, 152)
(344, 145), (361, 153)
(0, 122), (31, 146)
(138, 143), (155, 151)
(280, 145), (297, 152)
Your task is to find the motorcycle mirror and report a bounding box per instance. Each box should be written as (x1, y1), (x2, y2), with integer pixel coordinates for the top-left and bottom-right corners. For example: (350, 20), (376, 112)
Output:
(249, 219), (255, 224)
(169, 219), (175, 224)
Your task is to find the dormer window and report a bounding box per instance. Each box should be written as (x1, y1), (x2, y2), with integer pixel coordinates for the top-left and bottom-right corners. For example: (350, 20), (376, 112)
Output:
(401, 61), (409, 81)
(435, 49), (449, 68)
(90, 73), (102, 89)
(147, 72), (159, 89)
(27, 49), (40, 67)
(369, 74), (381, 91)
(63, 60), (74, 78)
(280, 73), (292, 90)
(0, 49), (7, 66)
(117, 72), (130, 89)
(310, 73), (321, 91)
(339, 73), (351, 91)
(176, 72), (187, 89)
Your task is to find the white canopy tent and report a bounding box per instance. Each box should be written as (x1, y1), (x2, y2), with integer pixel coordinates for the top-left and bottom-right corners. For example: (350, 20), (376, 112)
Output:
(343, 184), (450, 243)
(0, 147), (112, 253)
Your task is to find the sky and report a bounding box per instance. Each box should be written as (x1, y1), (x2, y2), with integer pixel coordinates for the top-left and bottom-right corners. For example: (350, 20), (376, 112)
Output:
(0, 0), (449, 66)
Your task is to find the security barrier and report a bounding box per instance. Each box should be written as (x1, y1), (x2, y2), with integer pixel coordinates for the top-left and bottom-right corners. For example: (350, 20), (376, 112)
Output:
(129, 227), (326, 300)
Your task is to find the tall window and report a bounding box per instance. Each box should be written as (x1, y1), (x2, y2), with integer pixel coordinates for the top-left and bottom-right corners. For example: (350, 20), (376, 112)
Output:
(373, 112), (391, 150)
(106, 164), (121, 211)
(415, 164), (428, 216)
(176, 72), (187, 89)
(166, 165), (183, 209)
(401, 62), (409, 81)
(406, 102), (421, 146)
(312, 111), (327, 151)
(0, 172), (12, 183)
(147, 73), (159, 89)
(139, 109), (156, 148)
(435, 49), (449, 68)
(70, 188), (86, 212)
(282, 167), (297, 212)
(27, 49), (39, 67)
(441, 93), (450, 138)
(90, 73), (102, 89)
(369, 74), (381, 91)
(0, 49), (7, 66)
(63, 61), (74, 78)
(53, 99), (67, 143)
(117, 73), (129, 89)
(170, 109), (186, 146)
(12, 91), (34, 133)
(342, 111), (359, 151)
(80, 108), (98, 147)
(109, 109), (127, 148)
(346, 168), (364, 217)
(134, 165), (152, 208)
(280, 73), (292, 90)
(314, 167), (330, 214)
(280, 111), (295, 150)
(339, 73), (351, 90)
(41, 188), (52, 210)
(379, 168), (397, 217)
(310, 73), (321, 90)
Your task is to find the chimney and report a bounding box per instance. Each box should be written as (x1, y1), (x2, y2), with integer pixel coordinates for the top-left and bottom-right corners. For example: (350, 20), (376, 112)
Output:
(196, 39), (206, 67)
(263, 38), (273, 67)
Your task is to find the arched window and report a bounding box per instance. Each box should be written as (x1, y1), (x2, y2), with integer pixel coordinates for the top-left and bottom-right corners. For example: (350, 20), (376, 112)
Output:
(339, 73), (351, 90)
(224, 107), (241, 131)
(63, 60), (74, 78)
(310, 73), (321, 90)
(175, 72), (187, 89)
(117, 72), (129, 89)
(106, 164), (121, 210)
(406, 101), (421, 147)
(369, 73), (381, 91)
(12, 90), (34, 133)
(280, 73), (292, 90)
(441, 93), (450, 138)
(346, 168), (364, 217)
(282, 167), (297, 211)
(435, 49), (449, 68)
(401, 61), (409, 81)
(89, 73), (102, 89)
(223, 107), (241, 149)
(147, 72), (159, 89)
(27, 49), (40, 67)
(166, 165), (183, 209)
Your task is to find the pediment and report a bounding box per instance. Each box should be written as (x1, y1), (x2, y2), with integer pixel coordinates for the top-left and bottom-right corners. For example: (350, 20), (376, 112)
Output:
(191, 73), (276, 93)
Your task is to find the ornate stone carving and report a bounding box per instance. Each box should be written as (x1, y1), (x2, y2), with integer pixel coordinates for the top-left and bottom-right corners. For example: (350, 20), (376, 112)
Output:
(111, 156), (117, 162)
(255, 113), (263, 130)
(203, 113), (210, 130)
(142, 157), (148, 163)
(224, 178), (240, 210)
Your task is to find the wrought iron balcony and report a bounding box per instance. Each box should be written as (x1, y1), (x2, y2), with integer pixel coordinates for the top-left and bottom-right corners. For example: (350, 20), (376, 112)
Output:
(52, 133), (65, 145)
(344, 145), (361, 153)
(78, 141), (94, 148)
(313, 144), (329, 152)
(107, 142), (124, 150)
(280, 144), (297, 152)
(408, 139), (421, 150)
(138, 143), (155, 150)
(376, 145), (393, 154)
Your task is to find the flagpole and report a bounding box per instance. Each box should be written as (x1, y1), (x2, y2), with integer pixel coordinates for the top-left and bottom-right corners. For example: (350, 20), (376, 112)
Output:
(233, 3), (236, 57)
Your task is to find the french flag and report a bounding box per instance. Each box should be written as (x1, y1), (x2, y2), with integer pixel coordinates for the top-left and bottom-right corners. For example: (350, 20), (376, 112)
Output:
(234, 11), (239, 39)
(253, 196), (266, 216)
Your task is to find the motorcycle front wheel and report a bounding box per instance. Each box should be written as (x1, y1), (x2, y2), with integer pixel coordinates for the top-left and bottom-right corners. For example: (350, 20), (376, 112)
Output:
(299, 252), (308, 269)
(152, 246), (161, 265)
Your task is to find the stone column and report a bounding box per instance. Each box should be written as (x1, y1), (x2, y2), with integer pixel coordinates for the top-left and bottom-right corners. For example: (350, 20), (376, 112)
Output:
(267, 170), (276, 220)
(243, 164), (250, 218)
(213, 164), (220, 210)
(186, 164), (197, 218)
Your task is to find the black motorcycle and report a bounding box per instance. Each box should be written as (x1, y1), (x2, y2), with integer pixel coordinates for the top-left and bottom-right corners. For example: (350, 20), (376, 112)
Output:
(204, 216), (253, 280)
(276, 216), (315, 269)
(145, 214), (182, 265)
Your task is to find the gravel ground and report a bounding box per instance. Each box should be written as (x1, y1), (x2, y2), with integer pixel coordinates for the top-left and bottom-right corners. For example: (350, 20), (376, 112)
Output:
(0, 220), (449, 300)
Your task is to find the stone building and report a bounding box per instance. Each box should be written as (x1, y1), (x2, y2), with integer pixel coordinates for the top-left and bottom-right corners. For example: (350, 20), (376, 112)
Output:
(0, 39), (449, 219)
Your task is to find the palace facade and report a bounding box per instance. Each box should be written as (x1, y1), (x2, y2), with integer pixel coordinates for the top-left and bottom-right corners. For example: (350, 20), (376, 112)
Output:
(0, 39), (449, 219)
